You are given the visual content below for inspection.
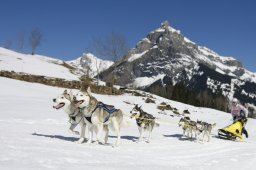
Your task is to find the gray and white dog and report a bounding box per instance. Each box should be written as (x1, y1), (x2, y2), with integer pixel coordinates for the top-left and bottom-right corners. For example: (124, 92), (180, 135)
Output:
(196, 120), (216, 142)
(178, 117), (198, 139)
(53, 90), (87, 144)
(130, 104), (159, 143)
(73, 87), (124, 147)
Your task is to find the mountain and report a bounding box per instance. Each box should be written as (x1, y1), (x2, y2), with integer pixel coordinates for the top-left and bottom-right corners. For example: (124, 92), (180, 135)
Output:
(99, 21), (256, 108)
(67, 53), (114, 78)
(0, 48), (113, 82)
(0, 47), (79, 80)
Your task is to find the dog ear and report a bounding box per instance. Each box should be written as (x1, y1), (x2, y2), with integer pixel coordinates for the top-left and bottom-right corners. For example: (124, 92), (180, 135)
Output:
(87, 87), (92, 96)
(63, 89), (68, 94)
(68, 90), (73, 100)
(63, 93), (70, 100)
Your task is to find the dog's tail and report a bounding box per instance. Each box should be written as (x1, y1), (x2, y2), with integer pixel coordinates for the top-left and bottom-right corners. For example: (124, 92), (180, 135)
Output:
(212, 123), (216, 127)
(122, 111), (132, 118)
(118, 110), (131, 128)
(121, 117), (131, 128)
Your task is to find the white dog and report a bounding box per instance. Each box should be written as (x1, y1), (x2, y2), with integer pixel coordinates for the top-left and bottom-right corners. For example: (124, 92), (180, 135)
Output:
(73, 87), (124, 147)
(53, 90), (87, 144)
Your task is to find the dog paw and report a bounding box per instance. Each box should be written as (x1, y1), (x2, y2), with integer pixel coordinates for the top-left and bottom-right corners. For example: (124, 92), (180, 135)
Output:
(137, 138), (143, 143)
(112, 143), (120, 148)
(99, 141), (107, 145)
(75, 138), (84, 144)
(86, 140), (92, 144)
(93, 141), (99, 145)
(69, 130), (79, 135)
(73, 131), (80, 135)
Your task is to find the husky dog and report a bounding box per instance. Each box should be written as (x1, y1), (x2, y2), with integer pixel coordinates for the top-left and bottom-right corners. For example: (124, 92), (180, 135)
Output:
(73, 87), (123, 146)
(178, 117), (190, 137)
(197, 120), (216, 142)
(53, 90), (86, 144)
(130, 104), (159, 143)
(178, 117), (197, 139)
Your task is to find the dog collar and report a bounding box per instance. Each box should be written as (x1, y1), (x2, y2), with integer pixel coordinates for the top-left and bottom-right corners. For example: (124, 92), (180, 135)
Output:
(79, 107), (86, 112)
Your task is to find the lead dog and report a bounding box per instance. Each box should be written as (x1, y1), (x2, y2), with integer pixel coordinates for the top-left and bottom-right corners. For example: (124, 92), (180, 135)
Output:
(73, 87), (123, 147)
(130, 104), (159, 143)
(53, 90), (87, 144)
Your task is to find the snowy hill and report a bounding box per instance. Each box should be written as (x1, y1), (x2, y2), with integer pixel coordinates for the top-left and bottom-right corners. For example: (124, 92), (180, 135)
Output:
(67, 53), (113, 78)
(100, 21), (256, 107)
(1, 77), (256, 170)
(0, 47), (79, 80)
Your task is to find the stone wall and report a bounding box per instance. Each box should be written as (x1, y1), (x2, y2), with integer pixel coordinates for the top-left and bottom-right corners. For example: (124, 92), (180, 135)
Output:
(0, 70), (122, 95)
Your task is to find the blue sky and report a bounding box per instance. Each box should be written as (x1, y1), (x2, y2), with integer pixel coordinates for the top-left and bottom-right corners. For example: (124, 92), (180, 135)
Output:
(0, 0), (255, 72)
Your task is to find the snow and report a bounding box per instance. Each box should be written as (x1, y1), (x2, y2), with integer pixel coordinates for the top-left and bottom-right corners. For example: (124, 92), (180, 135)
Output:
(0, 77), (256, 170)
(167, 26), (181, 34)
(142, 38), (151, 43)
(216, 68), (226, 74)
(199, 46), (220, 58)
(132, 74), (165, 88)
(154, 28), (165, 32)
(0, 47), (79, 80)
(128, 50), (148, 62)
(184, 37), (196, 45)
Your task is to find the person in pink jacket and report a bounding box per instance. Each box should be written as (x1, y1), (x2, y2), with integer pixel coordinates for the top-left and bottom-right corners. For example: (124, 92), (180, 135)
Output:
(230, 98), (248, 138)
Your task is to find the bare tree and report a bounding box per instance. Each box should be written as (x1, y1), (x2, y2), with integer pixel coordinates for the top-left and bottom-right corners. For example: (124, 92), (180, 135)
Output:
(29, 28), (42, 55)
(3, 40), (12, 49)
(17, 32), (25, 52)
(91, 32), (129, 84)
(95, 57), (100, 85)
(80, 53), (93, 80)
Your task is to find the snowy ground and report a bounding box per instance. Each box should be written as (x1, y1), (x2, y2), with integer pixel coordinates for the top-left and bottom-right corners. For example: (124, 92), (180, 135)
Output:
(0, 77), (256, 170)
(0, 47), (79, 80)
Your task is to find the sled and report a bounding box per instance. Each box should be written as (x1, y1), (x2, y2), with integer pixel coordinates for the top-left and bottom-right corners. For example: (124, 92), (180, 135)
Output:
(218, 118), (247, 142)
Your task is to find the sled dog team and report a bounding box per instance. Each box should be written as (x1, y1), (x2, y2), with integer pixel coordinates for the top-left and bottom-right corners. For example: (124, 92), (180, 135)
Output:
(53, 87), (159, 146)
(178, 117), (216, 142)
(53, 87), (215, 146)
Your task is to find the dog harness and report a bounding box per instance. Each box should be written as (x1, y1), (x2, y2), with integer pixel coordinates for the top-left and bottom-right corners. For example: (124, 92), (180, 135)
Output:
(70, 116), (76, 121)
(68, 111), (83, 126)
(84, 102), (118, 123)
(136, 112), (155, 127)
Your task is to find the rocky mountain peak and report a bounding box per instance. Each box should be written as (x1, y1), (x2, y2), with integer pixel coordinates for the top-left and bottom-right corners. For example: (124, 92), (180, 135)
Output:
(99, 21), (256, 107)
(160, 20), (170, 29)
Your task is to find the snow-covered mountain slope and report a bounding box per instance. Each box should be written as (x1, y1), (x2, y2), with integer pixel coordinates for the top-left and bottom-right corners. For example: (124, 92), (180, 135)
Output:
(0, 47), (79, 80)
(99, 21), (256, 106)
(1, 77), (256, 170)
(67, 53), (113, 77)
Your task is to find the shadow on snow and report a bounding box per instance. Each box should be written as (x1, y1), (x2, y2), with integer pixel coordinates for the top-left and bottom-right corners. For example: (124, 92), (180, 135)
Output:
(109, 135), (138, 142)
(163, 134), (197, 141)
(32, 132), (79, 142)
